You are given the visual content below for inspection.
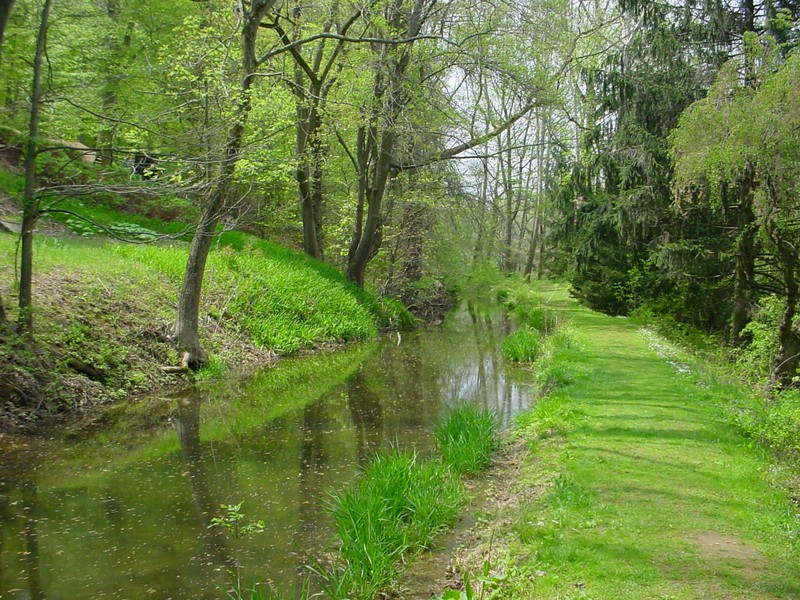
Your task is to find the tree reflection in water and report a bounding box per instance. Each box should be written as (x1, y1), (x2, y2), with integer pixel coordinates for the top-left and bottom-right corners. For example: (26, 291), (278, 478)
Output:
(174, 397), (236, 573)
(347, 366), (384, 466)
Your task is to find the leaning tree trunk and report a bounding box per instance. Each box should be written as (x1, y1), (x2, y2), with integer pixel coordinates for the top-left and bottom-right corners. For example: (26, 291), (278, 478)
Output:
(17, 0), (50, 338)
(346, 127), (396, 288)
(173, 0), (274, 369)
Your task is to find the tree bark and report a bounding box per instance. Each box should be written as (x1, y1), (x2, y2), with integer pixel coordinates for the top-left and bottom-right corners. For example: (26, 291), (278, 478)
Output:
(345, 0), (429, 288)
(523, 212), (539, 282)
(296, 89), (324, 259)
(0, 0), (15, 63)
(18, 0), (51, 337)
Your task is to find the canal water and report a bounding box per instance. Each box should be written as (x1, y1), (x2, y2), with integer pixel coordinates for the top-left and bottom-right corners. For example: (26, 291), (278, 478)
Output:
(0, 303), (535, 599)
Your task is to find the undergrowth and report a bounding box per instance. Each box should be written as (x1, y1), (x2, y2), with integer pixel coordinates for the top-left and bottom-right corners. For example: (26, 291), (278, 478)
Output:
(502, 329), (541, 362)
(496, 278), (560, 365)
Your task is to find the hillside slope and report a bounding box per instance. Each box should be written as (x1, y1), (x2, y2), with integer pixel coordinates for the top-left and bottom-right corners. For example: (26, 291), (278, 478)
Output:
(0, 231), (398, 430)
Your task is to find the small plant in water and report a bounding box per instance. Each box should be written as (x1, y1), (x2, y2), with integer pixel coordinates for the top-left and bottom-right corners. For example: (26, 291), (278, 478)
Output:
(209, 502), (266, 539)
(319, 448), (464, 598)
(435, 404), (499, 475)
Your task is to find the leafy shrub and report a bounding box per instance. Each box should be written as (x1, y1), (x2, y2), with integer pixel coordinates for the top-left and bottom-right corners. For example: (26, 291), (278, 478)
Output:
(757, 389), (800, 460)
(379, 295), (417, 328)
(738, 295), (787, 382)
(434, 404), (499, 475)
(520, 305), (558, 334)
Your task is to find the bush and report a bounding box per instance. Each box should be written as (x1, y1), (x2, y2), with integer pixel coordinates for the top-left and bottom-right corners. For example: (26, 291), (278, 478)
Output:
(434, 404), (499, 475)
(757, 389), (800, 460)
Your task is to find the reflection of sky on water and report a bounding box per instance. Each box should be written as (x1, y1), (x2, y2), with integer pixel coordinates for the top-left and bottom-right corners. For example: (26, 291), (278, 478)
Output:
(0, 302), (535, 598)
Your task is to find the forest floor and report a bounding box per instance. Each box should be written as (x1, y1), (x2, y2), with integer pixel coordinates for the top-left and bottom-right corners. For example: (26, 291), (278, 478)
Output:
(406, 282), (800, 599)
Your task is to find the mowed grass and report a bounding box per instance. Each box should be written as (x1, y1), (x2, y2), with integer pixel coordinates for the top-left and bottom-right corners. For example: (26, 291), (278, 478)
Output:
(506, 282), (800, 599)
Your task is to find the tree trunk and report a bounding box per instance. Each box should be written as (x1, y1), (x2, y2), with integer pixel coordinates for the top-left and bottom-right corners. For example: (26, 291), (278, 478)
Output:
(297, 94), (324, 260)
(17, 0), (50, 337)
(767, 217), (800, 387)
(173, 0), (274, 368)
(536, 221), (546, 279)
(174, 203), (220, 368)
(97, 0), (133, 165)
(346, 126), (396, 288)
(731, 164), (756, 345)
(0, 0), (15, 63)
(523, 212), (539, 282)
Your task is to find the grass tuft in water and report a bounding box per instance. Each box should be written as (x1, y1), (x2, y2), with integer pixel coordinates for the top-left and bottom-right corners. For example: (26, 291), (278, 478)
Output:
(502, 329), (542, 362)
(435, 404), (500, 475)
(321, 449), (464, 599)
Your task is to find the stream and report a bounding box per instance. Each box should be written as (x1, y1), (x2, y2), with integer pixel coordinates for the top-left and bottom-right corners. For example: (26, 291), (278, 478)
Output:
(0, 302), (534, 599)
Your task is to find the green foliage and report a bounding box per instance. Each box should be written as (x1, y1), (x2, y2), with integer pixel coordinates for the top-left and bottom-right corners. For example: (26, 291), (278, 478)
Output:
(515, 390), (578, 443)
(736, 295), (785, 382)
(378, 295), (417, 329)
(495, 279), (558, 333)
(114, 238), (382, 355)
(213, 249), (377, 354)
(49, 197), (194, 240)
(209, 503), (266, 539)
(321, 449), (464, 599)
(434, 405), (499, 475)
(459, 263), (504, 302)
(0, 167), (25, 199)
(502, 329), (542, 362)
(756, 389), (800, 460)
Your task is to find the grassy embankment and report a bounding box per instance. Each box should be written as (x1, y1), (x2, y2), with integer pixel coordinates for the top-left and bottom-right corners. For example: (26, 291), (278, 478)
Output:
(454, 281), (800, 599)
(0, 202), (409, 426)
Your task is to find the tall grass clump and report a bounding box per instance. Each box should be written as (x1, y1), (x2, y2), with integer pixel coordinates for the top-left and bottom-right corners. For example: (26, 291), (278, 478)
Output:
(434, 404), (499, 475)
(321, 449), (464, 599)
(535, 330), (584, 389)
(503, 329), (542, 362)
(520, 305), (558, 334)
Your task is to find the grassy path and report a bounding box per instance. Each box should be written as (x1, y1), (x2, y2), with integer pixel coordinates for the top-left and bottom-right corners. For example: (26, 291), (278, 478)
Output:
(503, 283), (800, 599)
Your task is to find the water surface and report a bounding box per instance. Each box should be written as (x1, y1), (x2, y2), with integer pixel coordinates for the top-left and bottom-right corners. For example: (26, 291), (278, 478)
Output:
(0, 303), (534, 598)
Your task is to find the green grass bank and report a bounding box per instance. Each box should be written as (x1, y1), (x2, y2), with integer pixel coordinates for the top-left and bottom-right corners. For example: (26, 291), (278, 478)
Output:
(0, 231), (406, 429)
(456, 282), (800, 599)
